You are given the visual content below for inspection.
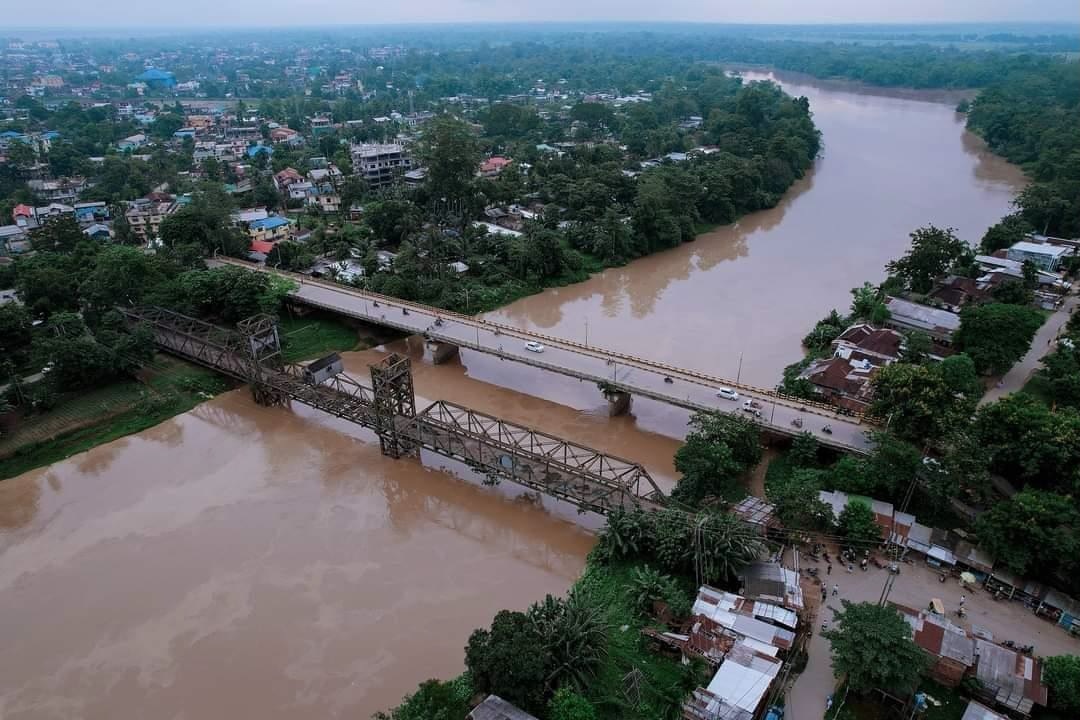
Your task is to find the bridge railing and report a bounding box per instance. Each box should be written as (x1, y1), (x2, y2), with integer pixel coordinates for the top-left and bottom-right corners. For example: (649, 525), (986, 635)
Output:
(216, 258), (870, 425)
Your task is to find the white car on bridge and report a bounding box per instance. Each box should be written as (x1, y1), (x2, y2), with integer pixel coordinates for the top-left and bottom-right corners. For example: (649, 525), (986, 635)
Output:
(524, 341), (545, 353)
(716, 387), (739, 401)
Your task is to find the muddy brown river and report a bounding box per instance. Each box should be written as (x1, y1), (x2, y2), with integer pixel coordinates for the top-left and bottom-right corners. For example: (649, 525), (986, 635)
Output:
(487, 70), (1027, 388)
(0, 72), (1025, 719)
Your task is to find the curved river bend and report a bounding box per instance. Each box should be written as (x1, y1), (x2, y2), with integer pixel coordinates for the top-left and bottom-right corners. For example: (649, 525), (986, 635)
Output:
(0, 72), (1024, 719)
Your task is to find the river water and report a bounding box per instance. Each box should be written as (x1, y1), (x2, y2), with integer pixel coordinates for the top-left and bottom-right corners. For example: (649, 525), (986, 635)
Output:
(487, 70), (1027, 388)
(0, 72), (1026, 719)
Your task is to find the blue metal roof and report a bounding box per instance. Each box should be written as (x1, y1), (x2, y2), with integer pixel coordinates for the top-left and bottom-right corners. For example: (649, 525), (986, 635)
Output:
(250, 216), (289, 230)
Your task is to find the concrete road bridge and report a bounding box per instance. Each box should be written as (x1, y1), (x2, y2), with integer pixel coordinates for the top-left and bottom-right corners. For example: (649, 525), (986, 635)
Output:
(212, 258), (875, 454)
(121, 306), (666, 516)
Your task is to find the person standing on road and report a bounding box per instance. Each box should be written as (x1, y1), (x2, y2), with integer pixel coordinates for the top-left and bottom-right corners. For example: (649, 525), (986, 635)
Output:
(827, 563), (832, 575)
(960, 594), (966, 606)
(832, 583), (839, 597)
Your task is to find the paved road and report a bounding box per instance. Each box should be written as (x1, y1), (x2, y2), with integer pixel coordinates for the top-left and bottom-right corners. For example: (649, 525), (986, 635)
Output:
(980, 291), (1078, 406)
(212, 259), (874, 453)
(787, 548), (1080, 720)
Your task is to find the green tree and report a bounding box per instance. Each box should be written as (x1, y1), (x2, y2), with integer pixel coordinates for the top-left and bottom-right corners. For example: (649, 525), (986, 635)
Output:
(78, 245), (167, 314)
(672, 411), (761, 505)
(789, 432), (820, 468)
(768, 467), (833, 531)
(838, 501), (882, 547)
(849, 282), (889, 324)
(465, 610), (549, 715)
(979, 213), (1032, 254)
(30, 216), (84, 253)
(548, 688), (598, 720)
(373, 679), (470, 720)
(870, 362), (975, 443)
(532, 593), (609, 692)
(886, 225), (971, 294)
(955, 302), (1045, 375)
(975, 489), (1080, 578)
(822, 601), (929, 694)
(1044, 655), (1080, 715)
(0, 304), (32, 364)
(973, 394), (1080, 491)
(14, 252), (80, 317)
(419, 116), (481, 202)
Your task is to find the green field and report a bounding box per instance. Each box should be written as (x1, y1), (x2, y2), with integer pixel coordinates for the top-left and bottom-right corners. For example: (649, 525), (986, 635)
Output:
(278, 312), (368, 363)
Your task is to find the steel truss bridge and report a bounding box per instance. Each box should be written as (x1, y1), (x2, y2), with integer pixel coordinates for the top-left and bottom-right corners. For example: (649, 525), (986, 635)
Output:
(122, 306), (665, 515)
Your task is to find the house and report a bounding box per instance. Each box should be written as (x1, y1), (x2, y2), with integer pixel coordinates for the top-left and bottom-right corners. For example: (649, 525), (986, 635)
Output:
(479, 156), (511, 177)
(683, 642), (783, 720)
(468, 695), (538, 720)
(1006, 240), (1071, 272)
(136, 68), (176, 88)
(27, 177), (86, 203)
(118, 133), (147, 151)
(0, 224), (30, 252)
(891, 603), (975, 687)
(350, 142), (411, 188)
(270, 127), (302, 145)
(690, 586), (796, 654)
(798, 355), (880, 412)
(12, 204), (35, 227)
(818, 490), (915, 545)
(883, 296), (961, 344)
(832, 324), (904, 364)
(928, 274), (993, 312)
(247, 216), (291, 243)
(274, 167), (304, 191)
(82, 223), (111, 240)
(972, 638), (1048, 715)
(74, 201), (108, 225)
(246, 144), (273, 159)
(738, 561), (804, 611)
(729, 496), (777, 534)
(961, 702), (1007, 720)
(403, 168), (427, 186)
(125, 196), (178, 243)
(473, 221), (523, 239)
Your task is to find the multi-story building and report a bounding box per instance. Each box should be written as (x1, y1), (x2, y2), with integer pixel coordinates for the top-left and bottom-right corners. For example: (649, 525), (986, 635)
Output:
(125, 197), (178, 243)
(350, 143), (411, 189)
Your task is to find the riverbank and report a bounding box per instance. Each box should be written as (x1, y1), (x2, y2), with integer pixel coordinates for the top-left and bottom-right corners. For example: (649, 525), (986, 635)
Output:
(0, 312), (370, 481)
(723, 64), (980, 105)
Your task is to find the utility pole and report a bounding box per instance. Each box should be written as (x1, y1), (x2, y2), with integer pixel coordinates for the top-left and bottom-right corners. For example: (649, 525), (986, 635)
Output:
(736, 351), (744, 384)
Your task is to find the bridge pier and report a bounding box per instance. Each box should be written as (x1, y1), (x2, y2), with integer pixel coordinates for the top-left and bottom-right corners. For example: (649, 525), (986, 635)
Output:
(251, 383), (288, 407)
(604, 390), (633, 417)
(425, 340), (460, 365)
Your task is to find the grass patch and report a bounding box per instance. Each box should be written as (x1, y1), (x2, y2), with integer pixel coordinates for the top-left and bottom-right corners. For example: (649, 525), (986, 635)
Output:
(278, 312), (366, 363)
(574, 560), (704, 720)
(0, 357), (233, 480)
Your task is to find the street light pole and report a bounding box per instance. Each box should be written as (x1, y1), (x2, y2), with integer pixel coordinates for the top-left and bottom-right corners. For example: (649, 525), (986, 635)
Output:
(585, 317), (589, 347)
(736, 351), (744, 384)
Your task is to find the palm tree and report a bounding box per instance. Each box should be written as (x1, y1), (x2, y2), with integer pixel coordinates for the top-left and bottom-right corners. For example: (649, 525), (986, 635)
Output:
(530, 593), (609, 692)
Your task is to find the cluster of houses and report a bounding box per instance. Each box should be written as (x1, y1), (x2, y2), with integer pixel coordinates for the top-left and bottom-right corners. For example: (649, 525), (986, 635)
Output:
(797, 235), (1076, 413)
(638, 561), (804, 720)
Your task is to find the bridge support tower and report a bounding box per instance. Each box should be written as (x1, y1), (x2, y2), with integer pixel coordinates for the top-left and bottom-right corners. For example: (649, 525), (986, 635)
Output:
(604, 389), (633, 417)
(370, 354), (417, 458)
(425, 340), (460, 365)
(238, 314), (288, 407)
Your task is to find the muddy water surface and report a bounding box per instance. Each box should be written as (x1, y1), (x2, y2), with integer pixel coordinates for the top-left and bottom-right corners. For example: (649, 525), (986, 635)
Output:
(0, 71), (1030, 720)
(485, 70), (1027, 387)
(0, 389), (594, 720)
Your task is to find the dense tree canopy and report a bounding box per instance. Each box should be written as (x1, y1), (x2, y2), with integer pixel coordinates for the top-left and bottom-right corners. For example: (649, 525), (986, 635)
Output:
(823, 601), (929, 694)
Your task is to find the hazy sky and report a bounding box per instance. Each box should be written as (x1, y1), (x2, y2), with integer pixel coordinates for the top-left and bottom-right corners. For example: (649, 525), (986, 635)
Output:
(4, 0), (1078, 28)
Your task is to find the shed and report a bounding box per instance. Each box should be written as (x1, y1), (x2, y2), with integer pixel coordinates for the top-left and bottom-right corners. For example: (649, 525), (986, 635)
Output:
(961, 701), (1007, 720)
(468, 694), (539, 720)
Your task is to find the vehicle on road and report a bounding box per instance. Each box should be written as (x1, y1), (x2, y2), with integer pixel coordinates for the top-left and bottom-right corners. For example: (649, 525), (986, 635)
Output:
(742, 400), (762, 417)
(716, 387), (739, 401)
(524, 341), (545, 353)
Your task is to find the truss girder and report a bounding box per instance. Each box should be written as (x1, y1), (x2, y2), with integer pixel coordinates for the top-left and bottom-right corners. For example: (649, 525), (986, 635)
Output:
(123, 306), (665, 514)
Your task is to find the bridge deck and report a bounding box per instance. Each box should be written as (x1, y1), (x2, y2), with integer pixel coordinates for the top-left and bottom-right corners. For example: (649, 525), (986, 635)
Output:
(213, 258), (873, 454)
